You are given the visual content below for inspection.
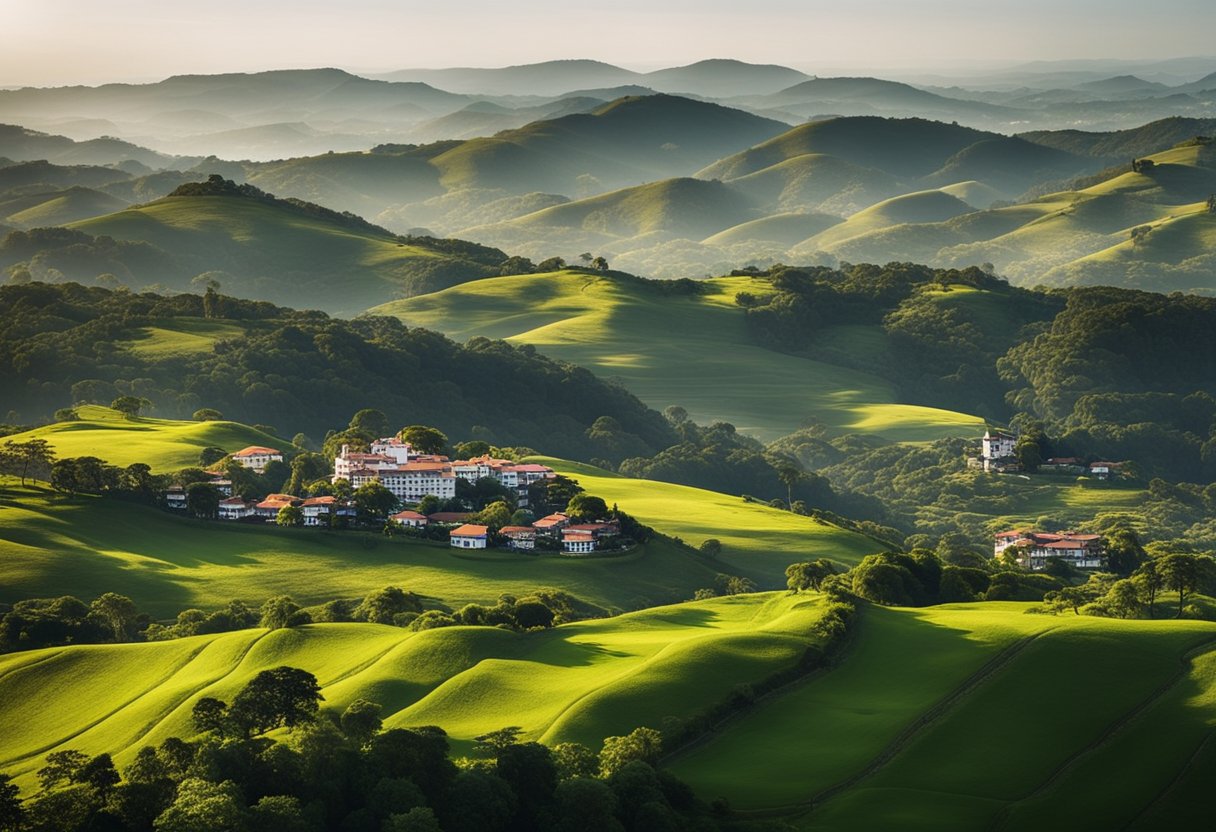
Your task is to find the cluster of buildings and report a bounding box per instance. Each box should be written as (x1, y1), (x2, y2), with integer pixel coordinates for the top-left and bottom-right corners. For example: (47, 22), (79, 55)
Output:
(395, 510), (622, 555)
(993, 529), (1105, 571)
(972, 430), (1123, 480)
(334, 438), (555, 505)
(164, 441), (623, 555)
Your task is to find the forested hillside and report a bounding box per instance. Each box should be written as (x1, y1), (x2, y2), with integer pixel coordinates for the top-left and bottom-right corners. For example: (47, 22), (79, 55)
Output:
(0, 283), (677, 460)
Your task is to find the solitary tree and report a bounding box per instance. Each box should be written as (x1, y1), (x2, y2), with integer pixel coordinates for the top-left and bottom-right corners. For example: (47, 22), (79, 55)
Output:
(110, 395), (150, 419)
(259, 596), (302, 630)
(774, 462), (805, 510)
(590, 256), (609, 271)
(192, 408), (224, 421)
(1134, 558), (1164, 619)
(1159, 553), (1205, 617)
(0, 438), (55, 485)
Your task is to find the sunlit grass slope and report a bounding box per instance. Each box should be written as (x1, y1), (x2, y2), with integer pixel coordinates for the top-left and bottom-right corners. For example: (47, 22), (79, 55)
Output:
(0, 481), (724, 617)
(0, 592), (829, 787)
(669, 602), (1216, 829)
(534, 457), (881, 582)
(5, 405), (290, 471)
(375, 270), (983, 443)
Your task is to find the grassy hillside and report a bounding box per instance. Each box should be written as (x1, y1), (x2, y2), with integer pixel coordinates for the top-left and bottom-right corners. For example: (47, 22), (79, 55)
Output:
(374, 270), (984, 443)
(0, 592), (830, 787)
(0, 481), (727, 618)
(66, 183), (504, 313)
(535, 458), (880, 582)
(0, 186), (128, 228)
(670, 602), (1216, 828)
(6, 405), (290, 471)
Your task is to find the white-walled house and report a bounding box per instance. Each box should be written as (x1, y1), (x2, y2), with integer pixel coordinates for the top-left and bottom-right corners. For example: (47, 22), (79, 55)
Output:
(450, 524), (489, 549)
(218, 497), (253, 520)
(231, 446), (284, 472)
(562, 530), (597, 554)
(165, 486), (187, 510)
(994, 529), (1104, 570)
(300, 496), (336, 526)
(980, 430), (1018, 472)
(391, 510), (429, 528)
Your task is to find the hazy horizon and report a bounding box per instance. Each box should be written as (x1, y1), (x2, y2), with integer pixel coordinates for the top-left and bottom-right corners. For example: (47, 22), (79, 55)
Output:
(7, 0), (1216, 87)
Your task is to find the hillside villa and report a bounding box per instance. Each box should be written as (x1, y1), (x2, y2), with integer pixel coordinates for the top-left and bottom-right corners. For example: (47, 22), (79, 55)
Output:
(994, 529), (1105, 571)
(231, 446), (284, 472)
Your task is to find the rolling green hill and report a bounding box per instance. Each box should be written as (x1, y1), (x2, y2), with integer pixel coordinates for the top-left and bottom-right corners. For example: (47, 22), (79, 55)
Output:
(0, 481), (725, 618)
(782, 140), (1216, 290)
(373, 270), (984, 443)
(461, 177), (761, 255)
(0, 592), (830, 788)
(535, 458), (881, 583)
(3, 405), (290, 471)
(60, 178), (507, 312)
(429, 95), (790, 194)
(669, 602), (1216, 828)
(0, 185), (128, 228)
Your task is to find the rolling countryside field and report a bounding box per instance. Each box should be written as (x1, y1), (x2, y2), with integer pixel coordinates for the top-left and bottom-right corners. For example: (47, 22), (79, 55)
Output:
(536, 457), (881, 583)
(670, 602), (1216, 828)
(0, 592), (831, 786)
(376, 270), (984, 443)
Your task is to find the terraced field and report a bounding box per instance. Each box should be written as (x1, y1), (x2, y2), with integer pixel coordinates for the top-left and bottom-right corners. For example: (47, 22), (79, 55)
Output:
(0, 592), (830, 788)
(376, 271), (984, 443)
(539, 457), (880, 583)
(668, 602), (1216, 829)
(3, 405), (291, 471)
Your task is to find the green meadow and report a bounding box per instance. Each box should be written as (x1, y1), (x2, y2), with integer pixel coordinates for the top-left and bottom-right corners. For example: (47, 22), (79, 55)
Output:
(538, 457), (880, 582)
(375, 271), (984, 443)
(4, 405), (290, 471)
(0, 592), (829, 787)
(669, 603), (1216, 828)
(0, 482), (731, 617)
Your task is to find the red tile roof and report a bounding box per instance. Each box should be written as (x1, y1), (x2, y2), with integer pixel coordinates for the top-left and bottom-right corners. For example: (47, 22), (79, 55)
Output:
(301, 496), (336, 507)
(451, 524), (489, 537)
(428, 512), (473, 523)
(392, 510), (428, 521)
(500, 526), (535, 535)
(234, 446), (281, 457)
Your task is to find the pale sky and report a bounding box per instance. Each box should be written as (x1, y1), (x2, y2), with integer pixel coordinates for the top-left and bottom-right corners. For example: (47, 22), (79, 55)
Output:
(5, 0), (1215, 86)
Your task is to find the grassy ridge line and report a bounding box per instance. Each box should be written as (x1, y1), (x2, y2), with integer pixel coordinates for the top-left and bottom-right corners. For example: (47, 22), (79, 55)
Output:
(535, 457), (882, 581)
(0, 593), (829, 789)
(6, 405), (292, 472)
(376, 270), (984, 443)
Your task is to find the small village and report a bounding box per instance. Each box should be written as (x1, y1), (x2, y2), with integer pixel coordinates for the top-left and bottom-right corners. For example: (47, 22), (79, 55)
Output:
(162, 440), (628, 556)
